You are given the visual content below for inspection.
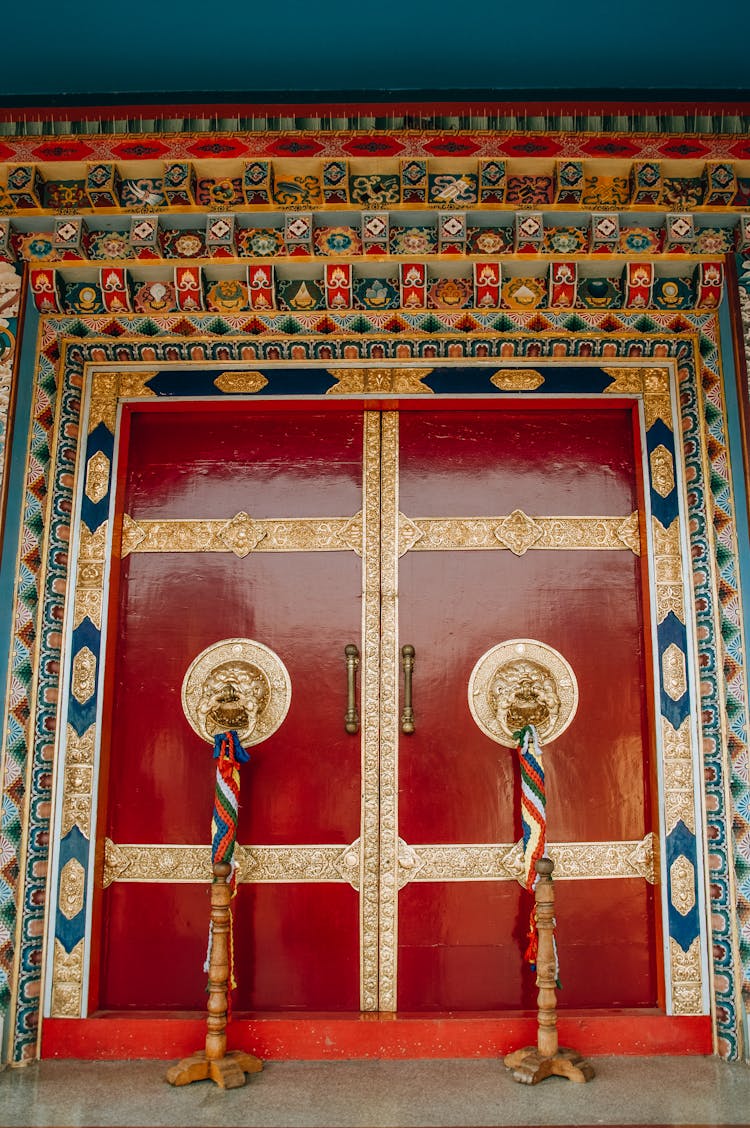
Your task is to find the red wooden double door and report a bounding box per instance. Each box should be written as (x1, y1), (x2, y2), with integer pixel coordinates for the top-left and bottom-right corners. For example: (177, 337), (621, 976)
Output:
(96, 401), (658, 1015)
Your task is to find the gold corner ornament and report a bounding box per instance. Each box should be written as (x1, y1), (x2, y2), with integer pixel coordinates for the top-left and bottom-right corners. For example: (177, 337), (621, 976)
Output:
(468, 639), (579, 748)
(181, 637), (291, 747)
(326, 367), (434, 395)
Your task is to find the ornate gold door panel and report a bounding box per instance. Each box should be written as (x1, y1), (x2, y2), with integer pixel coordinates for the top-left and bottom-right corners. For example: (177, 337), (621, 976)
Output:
(58, 396), (663, 1015)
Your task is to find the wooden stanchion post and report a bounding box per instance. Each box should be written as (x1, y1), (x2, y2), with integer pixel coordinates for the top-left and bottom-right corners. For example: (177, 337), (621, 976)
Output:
(504, 857), (594, 1085)
(166, 861), (262, 1088)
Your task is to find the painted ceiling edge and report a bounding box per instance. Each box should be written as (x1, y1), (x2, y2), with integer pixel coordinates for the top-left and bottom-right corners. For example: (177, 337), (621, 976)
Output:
(0, 93), (749, 122)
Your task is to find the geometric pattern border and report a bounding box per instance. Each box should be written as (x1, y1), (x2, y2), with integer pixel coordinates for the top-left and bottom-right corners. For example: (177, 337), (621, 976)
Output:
(0, 308), (745, 1061)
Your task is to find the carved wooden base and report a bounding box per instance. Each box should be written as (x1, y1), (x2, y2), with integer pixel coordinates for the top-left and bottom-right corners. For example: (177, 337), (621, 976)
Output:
(504, 1045), (595, 1085)
(166, 1050), (263, 1089)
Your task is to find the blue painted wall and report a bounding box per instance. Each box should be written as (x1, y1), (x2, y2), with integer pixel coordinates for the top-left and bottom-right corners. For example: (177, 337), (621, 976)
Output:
(1, 0), (748, 97)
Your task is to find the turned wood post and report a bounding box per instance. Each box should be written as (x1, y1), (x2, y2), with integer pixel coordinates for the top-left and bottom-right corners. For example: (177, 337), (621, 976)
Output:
(534, 856), (558, 1058)
(205, 860), (232, 1061)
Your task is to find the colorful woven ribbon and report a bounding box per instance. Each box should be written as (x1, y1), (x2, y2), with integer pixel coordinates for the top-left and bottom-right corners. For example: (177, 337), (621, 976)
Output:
(204, 730), (250, 1010)
(211, 730), (250, 865)
(516, 723), (546, 893)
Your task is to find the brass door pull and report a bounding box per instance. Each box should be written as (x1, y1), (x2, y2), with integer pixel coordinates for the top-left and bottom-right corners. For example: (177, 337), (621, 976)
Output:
(401, 644), (415, 734)
(344, 644), (360, 734)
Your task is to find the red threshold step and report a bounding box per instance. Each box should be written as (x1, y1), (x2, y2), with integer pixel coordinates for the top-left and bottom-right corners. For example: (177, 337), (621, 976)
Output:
(42, 1012), (712, 1060)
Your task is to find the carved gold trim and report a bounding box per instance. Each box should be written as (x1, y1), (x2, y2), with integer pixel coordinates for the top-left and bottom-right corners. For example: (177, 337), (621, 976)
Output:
(88, 370), (157, 434)
(360, 412), (382, 1011)
(602, 366), (673, 431)
(58, 858), (86, 920)
(327, 368), (434, 395)
(85, 450), (111, 505)
(51, 939), (84, 1018)
(670, 855), (697, 917)
(213, 371), (269, 394)
(121, 511), (364, 557)
(652, 517), (685, 624)
(378, 411), (400, 1012)
(408, 833), (657, 885)
(398, 510), (641, 556)
(71, 646), (97, 705)
(662, 717), (695, 833)
(102, 833), (658, 887)
(670, 937), (703, 1015)
(73, 522), (108, 630)
(650, 445), (676, 498)
(490, 369), (544, 391)
(662, 643), (688, 702)
(61, 724), (96, 837)
(103, 839), (358, 888)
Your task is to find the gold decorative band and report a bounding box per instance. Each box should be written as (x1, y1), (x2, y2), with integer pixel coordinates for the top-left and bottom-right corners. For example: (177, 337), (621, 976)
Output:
(120, 508), (640, 559)
(103, 839), (362, 889)
(398, 509), (641, 557)
(103, 832), (656, 888)
(121, 511), (364, 557)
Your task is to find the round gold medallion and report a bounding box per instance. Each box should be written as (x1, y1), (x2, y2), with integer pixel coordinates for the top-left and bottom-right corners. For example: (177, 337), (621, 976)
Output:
(468, 638), (578, 748)
(181, 637), (291, 746)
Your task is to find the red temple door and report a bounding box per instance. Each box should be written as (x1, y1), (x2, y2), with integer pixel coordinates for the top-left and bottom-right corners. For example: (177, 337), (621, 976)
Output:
(95, 401), (657, 1015)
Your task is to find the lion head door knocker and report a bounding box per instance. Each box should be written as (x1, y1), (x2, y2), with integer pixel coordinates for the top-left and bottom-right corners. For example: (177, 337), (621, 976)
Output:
(168, 638), (291, 1089)
(182, 637), (291, 748)
(468, 638), (578, 749)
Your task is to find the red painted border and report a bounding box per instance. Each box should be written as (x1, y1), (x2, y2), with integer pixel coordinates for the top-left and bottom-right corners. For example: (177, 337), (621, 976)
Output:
(41, 1014), (712, 1060)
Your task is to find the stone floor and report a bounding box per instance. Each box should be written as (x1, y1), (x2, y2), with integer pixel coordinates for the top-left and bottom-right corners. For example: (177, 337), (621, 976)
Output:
(1, 1056), (750, 1127)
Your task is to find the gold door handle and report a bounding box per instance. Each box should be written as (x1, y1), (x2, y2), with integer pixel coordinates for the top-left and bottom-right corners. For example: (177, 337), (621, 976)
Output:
(401, 644), (415, 734)
(344, 644), (360, 734)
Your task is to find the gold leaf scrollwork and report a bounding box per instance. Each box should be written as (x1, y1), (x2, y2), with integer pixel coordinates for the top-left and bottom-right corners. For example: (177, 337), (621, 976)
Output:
(662, 643), (688, 702)
(494, 509), (544, 555)
(398, 512), (641, 555)
(653, 517), (685, 624)
(51, 939), (84, 1017)
(616, 511), (642, 555)
(217, 512), (267, 557)
(120, 512), (366, 556)
(71, 646), (97, 705)
(120, 514), (146, 556)
(213, 371), (269, 394)
(601, 366), (673, 431)
(490, 369), (544, 391)
(662, 717), (695, 833)
(88, 370), (157, 434)
(85, 450), (111, 505)
(61, 724), (96, 836)
(650, 444), (676, 498)
(670, 937), (703, 1015)
(326, 368), (434, 395)
(670, 854), (697, 917)
(59, 858), (86, 920)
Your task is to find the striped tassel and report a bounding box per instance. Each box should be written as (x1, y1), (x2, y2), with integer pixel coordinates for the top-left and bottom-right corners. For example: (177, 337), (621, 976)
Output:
(206, 730), (249, 1011)
(516, 724), (546, 892)
(211, 730), (250, 865)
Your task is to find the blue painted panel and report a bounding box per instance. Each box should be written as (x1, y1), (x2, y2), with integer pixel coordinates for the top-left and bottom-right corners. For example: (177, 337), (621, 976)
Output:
(67, 619), (101, 736)
(657, 611), (691, 729)
(80, 423), (114, 533)
(55, 825), (89, 954)
(666, 819), (700, 950)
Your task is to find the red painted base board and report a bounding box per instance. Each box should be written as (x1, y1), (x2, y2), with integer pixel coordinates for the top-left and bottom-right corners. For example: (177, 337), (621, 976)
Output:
(41, 1013), (713, 1060)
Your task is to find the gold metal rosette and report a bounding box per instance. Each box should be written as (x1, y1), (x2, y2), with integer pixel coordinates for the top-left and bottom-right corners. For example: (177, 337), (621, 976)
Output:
(468, 638), (579, 748)
(181, 637), (291, 747)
